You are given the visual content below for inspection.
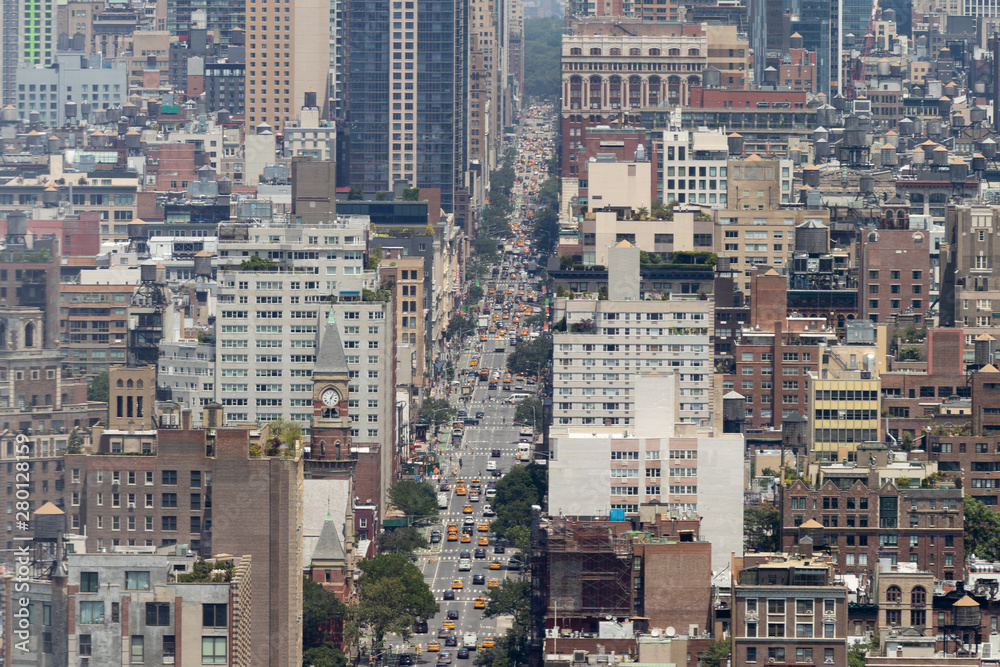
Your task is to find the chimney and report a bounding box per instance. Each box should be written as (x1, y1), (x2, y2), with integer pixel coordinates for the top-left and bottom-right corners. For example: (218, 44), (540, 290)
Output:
(181, 408), (192, 431)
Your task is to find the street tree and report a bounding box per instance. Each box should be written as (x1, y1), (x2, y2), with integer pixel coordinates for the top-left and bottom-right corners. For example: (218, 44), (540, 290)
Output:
(744, 503), (781, 553)
(490, 464), (546, 551)
(698, 639), (731, 667)
(303, 575), (346, 653)
(351, 555), (438, 646)
(532, 208), (559, 256)
(418, 398), (456, 428)
(303, 645), (348, 667)
(388, 481), (439, 522)
(506, 336), (552, 375)
(514, 396), (542, 433)
(377, 526), (428, 556)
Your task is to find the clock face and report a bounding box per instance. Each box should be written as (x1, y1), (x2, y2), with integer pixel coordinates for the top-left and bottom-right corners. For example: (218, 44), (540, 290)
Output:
(321, 388), (340, 407)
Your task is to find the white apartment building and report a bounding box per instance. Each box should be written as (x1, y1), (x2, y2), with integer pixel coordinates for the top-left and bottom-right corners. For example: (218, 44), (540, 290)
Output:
(157, 340), (215, 421)
(214, 216), (379, 434)
(549, 373), (743, 572)
(660, 129), (730, 206)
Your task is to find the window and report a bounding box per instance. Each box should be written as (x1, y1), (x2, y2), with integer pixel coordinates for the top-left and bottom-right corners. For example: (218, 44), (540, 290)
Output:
(886, 609), (901, 626)
(203, 603), (228, 627)
(146, 603), (170, 626)
(796, 599), (813, 615)
(911, 587), (926, 605)
(202, 637), (227, 663)
(80, 601), (104, 623)
(131, 636), (144, 664)
(162, 470), (177, 485)
(163, 636), (176, 661)
(768, 599), (785, 614)
(768, 623), (785, 637)
(747, 647), (757, 663)
(796, 623), (813, 637)
(126, 571), (150, 590)
(796, 648), (813, 663)
(80, 572), (98, 592)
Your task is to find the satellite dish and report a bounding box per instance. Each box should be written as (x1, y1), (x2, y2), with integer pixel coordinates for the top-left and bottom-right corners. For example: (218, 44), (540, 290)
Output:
(666, 627), (676, 637)
(605, 615), (613, 620)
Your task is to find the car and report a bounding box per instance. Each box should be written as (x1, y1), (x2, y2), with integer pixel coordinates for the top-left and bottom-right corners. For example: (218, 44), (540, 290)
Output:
(479, 537), (490, 547)
(461, 534), (471, 543)
(443, 620), (456, 629)
(415, 620), (429, 634)
(489, 559), (502, 570)
(428, 642), (441, 652)
(464, 517), (476, 525)
(458, 647), (471, 659)
(474, 597), (487, 609)
(439, 484), (450, 492)
(447, 609), (459, 620)
(437, 653), (453, 664)
(447, 532), (458, 541)
(443, 590), (455, 601)
(488, 579), (500, 588)
(438, 628), (451, 638)
(457, 410), (467, 418)
(400, 655), (415, 665)
(485, 489), (496, 498)
(475, 411), (485, 419)
(486, 461), (496, 470)
(491, 469), (502, 478)
(431, 533), (442, 543)
(463, 505), (473, 514)
(494, 545), (506, 554)
(491, 448), (501, 457)
(469, 493), (480, 502)
(460, 551), (472, 559)
(456, 486), (466, 496)
(508, 560), (522, 571)
(483, 505), (495, 517)
(482, 638), (496, 649)
(478, 522), (490, 532)
(452, 579), (464, 589)
(445, 635), (458, 647)
(473, 573), (486, 585)
(462, 525), (474, 535)
(474, 547), (486, 559)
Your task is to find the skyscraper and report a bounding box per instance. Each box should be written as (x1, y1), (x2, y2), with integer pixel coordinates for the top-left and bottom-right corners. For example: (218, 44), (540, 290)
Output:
(244, 0), (330, 130)
(345, 0), (466, 212)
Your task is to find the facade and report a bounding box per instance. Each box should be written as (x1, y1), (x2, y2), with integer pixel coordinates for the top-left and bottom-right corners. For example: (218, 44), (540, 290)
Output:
(345, 0), (466, 213)
(942, 205), (1000, 328)
(731, 553), (849, 667)
(204, 60), (246, 115)
(379, 253), (426, 394)
(807, 365), (881, 463)
(66, 552), (253, 666)
(782, 477), (964, 580)
(468, 0), (498, 175)
(59, 284), (134, 378)
(659, 130), (729, 206)
(243, 0), (329, 130)
(284, 106), (337, 162)
(156, 340), (216, 418)
(580, 210), (712, 267)
(859, 227), (931, 325)
(67, 397), (304, 666)
(15, 53), (127, 126)
(552, 296), (714, 427)
(213, 217), (375, 434)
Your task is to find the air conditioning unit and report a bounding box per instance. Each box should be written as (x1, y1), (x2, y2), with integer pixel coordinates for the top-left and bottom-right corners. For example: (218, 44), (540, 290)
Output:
(769, 659), (776, 664)
(127, 502), (135, 509)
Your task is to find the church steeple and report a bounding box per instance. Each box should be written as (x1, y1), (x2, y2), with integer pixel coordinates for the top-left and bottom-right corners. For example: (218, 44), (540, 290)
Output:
(316, 308), (349, 374)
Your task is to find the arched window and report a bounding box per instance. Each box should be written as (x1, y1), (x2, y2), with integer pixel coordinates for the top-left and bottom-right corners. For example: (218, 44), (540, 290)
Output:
(335, 440), (342, 460)
(0, 322), (6, 348)
(913, 232), (924, 243)
(609, 75), (622, 108)
(127, 379), (133, 388)
(137, 379), (143, 388)
(590, 48), (602, 56)
(117, 379), (124, 388)
(911, 587), (926, 605)
(23, 322), (34, 348)
(886, 586), (902, 602)
(628, 75), (642, 108)
(668, 48), (680, 56)
(688, 75), (701, 87)
(688, 48), (700, 56)
(648, 76), (662, 106)
(320, 440), (326, 457)
(648, 48), (661, 56)
(570, 47), (582, 56)
(610, 48), (621, 56)
(629, 48), (641, 56)
(868, 232), (879, 242)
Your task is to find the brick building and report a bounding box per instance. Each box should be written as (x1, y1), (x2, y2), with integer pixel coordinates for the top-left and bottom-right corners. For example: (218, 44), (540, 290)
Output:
(731, 549), (849, 667)
(782, 472), (964, 580)
(858, 226), (931, 325)
(59, 283), (134, 378)
(66, 379), (304, 667)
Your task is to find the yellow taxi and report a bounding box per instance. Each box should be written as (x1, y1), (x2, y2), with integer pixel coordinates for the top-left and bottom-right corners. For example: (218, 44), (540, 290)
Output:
(447, 532), (458, 542)
(478, 536), (489, 546)
(456, 486), (466, 496)
(470, 357), (479, 367)
(428, 642), (440, 652)
(482, 638), (495, 649)
(452, 579), (464, 589)
(443, 620), (455, 630)
(478, 522), (490, 532)
(480, 333), (487, 342)
(488, 579), (500, 589)
(489, 559), (501, 570)
(471, 478), (482, 487)
(461, 534), (471, 543)
(474, 597), (487, 609)
(463, 505), (474, 514)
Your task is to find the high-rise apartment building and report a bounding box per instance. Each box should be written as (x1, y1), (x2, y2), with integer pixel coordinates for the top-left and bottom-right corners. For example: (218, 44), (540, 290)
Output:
(469, 0), (498, 175)
(345, 0), (466, 212)
(244, 0), (330, 130)
(213, 218), (376, 435)
(552, 244), (715, 427)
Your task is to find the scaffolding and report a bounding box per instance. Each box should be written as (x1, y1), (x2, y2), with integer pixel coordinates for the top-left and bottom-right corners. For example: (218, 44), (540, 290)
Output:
(546, 519), (633, 619)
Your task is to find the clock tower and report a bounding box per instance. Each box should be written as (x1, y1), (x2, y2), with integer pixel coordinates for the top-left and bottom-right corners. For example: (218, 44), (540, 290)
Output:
(311, 309), (352, 460)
